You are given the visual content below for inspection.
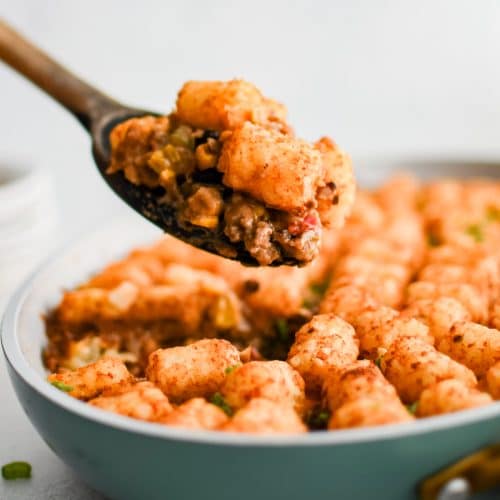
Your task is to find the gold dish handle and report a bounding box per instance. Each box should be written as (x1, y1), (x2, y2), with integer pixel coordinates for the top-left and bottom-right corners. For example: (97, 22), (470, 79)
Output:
(419, 444), (500, 500)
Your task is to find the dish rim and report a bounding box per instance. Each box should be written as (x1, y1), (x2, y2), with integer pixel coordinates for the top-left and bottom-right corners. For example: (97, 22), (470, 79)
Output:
(2, 213), (500, 448)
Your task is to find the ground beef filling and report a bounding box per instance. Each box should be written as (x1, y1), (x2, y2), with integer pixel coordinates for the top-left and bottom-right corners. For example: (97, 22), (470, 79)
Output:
(224, 194), (321, 265)
(109, 119), (322, 265)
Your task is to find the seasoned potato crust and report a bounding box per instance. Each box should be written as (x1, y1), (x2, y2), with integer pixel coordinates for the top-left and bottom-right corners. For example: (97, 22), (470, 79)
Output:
(146, 339), (240, 402)
(223, 398), (306, 434)
(219, 122), (323, 212)
(381, 337), (477, 403)
(48, 357), (133, 400)
(176, 79), (288, 132)
(220, 361), (305, 414)
(45, 175), (500, 433)
(437, 322), (500, 376)
(328, 397), (413, 430)
(89, 381), (173, 421)
(323, 360), (400, 411)
(486, 361), (500, 399)
(161, 398), (229, 430)
(417, 379), (492, 417)
(287, 314), (358, 393)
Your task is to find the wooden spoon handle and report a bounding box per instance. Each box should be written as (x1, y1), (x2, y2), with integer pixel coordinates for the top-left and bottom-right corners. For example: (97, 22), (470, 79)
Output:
(0, 18), (118, 130)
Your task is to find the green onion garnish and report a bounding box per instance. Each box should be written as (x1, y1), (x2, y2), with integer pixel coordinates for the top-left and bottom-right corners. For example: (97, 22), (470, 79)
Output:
(427, 233), (440, 247)
(210, 392), (233, 416)
(275, 319), (289, 341)
(465, 224), (484, 242)
(50, 380), (73, 392)
(224, 365), (240, 375)
(2, 461), (32, 480)
(406, 402), (419, 415)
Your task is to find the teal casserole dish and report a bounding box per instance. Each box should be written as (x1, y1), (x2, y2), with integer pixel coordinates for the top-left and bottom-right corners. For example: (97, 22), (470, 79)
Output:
(3, 160), (500, 500)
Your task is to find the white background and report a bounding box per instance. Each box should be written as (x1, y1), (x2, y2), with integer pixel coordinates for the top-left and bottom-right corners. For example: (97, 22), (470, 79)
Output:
(1, 1), (500, 498)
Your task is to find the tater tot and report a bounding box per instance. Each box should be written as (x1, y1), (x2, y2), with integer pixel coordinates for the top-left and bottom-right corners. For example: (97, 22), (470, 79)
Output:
(400, 297), (471, 341)
(220, 361), (305, 414)
(287, 314), (359, 394)
(161, 398), (229, 430)
(219, 122), (323, 212)
(490, 300), (500, 330)
(223, 398), (306, 434)
(48, 357), (133, 400)
(381, 337), (477, 403)
(362, 317), (432, 359)
(89, 381), (173, 421)
(406, 281), (488, 324)
(175, 79), (288, 132)
(332, 273), (403, 308)
(437, 322), (500, 377)
(314, 136), (356, 228)
(328, 397), (413, 430)
(319, 285), (378, 323)
(417, 379), (492, 417)
(146, 339), (240, 402)
(486, 361), (500, 399)
(322, 360), (400, 412)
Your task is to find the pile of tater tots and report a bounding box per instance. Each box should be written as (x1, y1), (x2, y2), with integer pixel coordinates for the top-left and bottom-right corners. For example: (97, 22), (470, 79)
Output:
(46, 174), (500, 434)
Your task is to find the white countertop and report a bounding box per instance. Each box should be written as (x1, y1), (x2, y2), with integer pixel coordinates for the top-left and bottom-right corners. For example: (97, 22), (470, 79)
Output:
(2, 1), (500, 498)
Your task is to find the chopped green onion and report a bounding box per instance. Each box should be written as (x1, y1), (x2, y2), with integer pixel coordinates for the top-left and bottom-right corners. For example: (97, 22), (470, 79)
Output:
(310, 280), (329, 296)
(275, 319), (289, 341)
(2, 462), (32, 480)
(50, 380), (73, 392)
(406, 401), (419, 415)
(427, 232), (440, 247)
(210, 392), (233, 416)
(306, 407), (331, 430)
(465, 224), (484, 242)
(224, 365), (240, 375)
(375, 356), (383, 369)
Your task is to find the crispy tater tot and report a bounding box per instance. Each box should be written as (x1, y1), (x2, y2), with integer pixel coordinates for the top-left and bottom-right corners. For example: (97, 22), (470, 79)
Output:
(322, 360), (401, 412)
(161, 398), (229, 430)
(287, 314), (359, 394)
(486, 361), (500, 399)
(319, 285), (378, 323)
(219, 122), (324, 212)
(59, 268), (241, 326)
(361, 317), (432, 358)
(328, 397), (413, 430)
(417, 379), (492, 417)
(406, 281), (488, 324)
(220, 361), (305, 414)
(175, 79), (288, 132)
(400, 297), (471, 341)
(314, 136), (356, 228)
(490, 300), (500, 330)
(48, 357), (133, 400)
(335, 256), (411, 284)
(437, 322), (500, 377)
(332, 273), (404, 308)
(89, 381), (172, 421)
(146, 339), (240, 402)
(381, 337), (477, 403)
(353, 307), (432, 359)
(376, 174), (420, 214)
(223, 398), (306, 434)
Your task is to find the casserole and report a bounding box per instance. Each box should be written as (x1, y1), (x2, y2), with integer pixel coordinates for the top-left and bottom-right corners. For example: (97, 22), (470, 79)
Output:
(3, 158), (500, 500)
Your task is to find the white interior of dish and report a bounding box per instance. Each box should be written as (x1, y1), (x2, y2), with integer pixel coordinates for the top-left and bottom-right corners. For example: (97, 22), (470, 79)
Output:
(4, 157), (500, 446)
